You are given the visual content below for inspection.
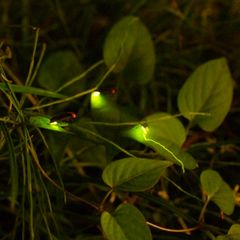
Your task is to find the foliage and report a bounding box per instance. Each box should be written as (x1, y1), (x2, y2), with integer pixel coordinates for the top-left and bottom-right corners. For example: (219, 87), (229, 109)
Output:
(0, 1), (240, 240)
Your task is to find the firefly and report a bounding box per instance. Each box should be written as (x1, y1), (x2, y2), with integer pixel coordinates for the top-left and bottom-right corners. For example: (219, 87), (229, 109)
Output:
(104, 87), (117, 95)
(50, 112), (78, 123)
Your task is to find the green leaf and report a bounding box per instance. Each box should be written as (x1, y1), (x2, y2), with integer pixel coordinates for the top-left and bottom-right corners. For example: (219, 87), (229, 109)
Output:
(172, 149), (198, 170)
(215, 236), (230, 240)
(228, 224), (240, 240)
(200, 169), (223, 198)
(124, 113), (188, 170)
(102, 157), (172, 191)
(147, 139), (198, 170)
(103, 16), (155, 84)
(125, 123), (197, 170)
(228, 224), (240, 236)
(216, 224), (240, 240)
(200, 169), (235, 215)
(178, 58), (233, 131)
(0, 123), (18, 211)
(212, 182), (235, 215)
(37, 50), (84, 94)
(145, 113), (186, 147)
(29, 116), (67, 132)
(101, 204), (152, 240)
(0, 83), (65, 98)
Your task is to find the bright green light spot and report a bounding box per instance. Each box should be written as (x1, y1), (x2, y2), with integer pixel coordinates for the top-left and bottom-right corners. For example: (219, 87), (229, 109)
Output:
(29, 116), (67, 132)
(141, 125), (149, 136)
(51, 121), (69, 127)
(49, 123), (66, 131)
(91, 91), (106, 108)
(92, 91), (101, 97)
(125, 124), (146, 143)
(127, 124), (185, 173)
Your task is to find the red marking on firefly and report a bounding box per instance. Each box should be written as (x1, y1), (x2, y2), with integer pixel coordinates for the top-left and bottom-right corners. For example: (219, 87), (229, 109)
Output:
(50, 112), (77, 123)
(110, 87), (117, 95)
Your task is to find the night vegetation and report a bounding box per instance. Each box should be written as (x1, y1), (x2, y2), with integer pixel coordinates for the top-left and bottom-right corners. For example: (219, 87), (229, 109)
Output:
(0, 0), (240, 239)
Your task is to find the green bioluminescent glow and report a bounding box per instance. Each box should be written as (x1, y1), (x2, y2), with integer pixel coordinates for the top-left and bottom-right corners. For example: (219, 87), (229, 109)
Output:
(29, 116), (68, 132)
(50, 121), (58, 125)
(126, 124), (185, 173)
(92, 91), (101, 97)
(91, 91), (107, 108)
(125, 124), (146, 143)
(49, 122), (67, 131)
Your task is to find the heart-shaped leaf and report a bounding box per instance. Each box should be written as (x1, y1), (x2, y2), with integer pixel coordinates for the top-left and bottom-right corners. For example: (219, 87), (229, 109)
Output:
(200, 169), (223, 198)
(101, 203), (152, 240)
(178, 58), (233, 131)
(102, 157), (172, 191)
(145, 113), (186, 147)
(103, 16), (155, 84)
(37, 50), (84, 94)
(124, 122), (197, 170)
(216, 224), (240, 240)
(212, 181), (235, 215)
(228, 224), (240, 236)
(145, 138), (197, 170)
(200, 169), (234, 215)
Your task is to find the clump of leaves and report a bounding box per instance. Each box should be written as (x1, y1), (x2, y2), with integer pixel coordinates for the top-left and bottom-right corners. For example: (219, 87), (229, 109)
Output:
(0, 3), (239, 240)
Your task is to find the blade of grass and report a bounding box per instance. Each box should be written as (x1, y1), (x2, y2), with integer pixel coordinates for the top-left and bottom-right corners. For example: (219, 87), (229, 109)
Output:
(21, 0), (30, 43)
(36, 128), (66, 203)
(21, 148), (27, 240)
(24, 129), (35, 240)
(18, 126), (35, 240)
(33, 168), (56, 240)
(38, 175), (60, 238)
(55, 59), (104, 92)
(2, 62), (39, 106)
(72, 125), (136, 158)
(165, 176), (202, 202)
(20, 38), (47, 107)
(0, 82), (66, 98)
(28, 135), (59, 239)
(28, 85), (96, 110)
(0, 123), (19, 211)
(26, 128), (99, 210)
(26, 62), (116, 110)
(42, 214), (54, 240)
(24, 27), (39, 87)
(0, 66), (24, 119)
(36, 169), (53, 213)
